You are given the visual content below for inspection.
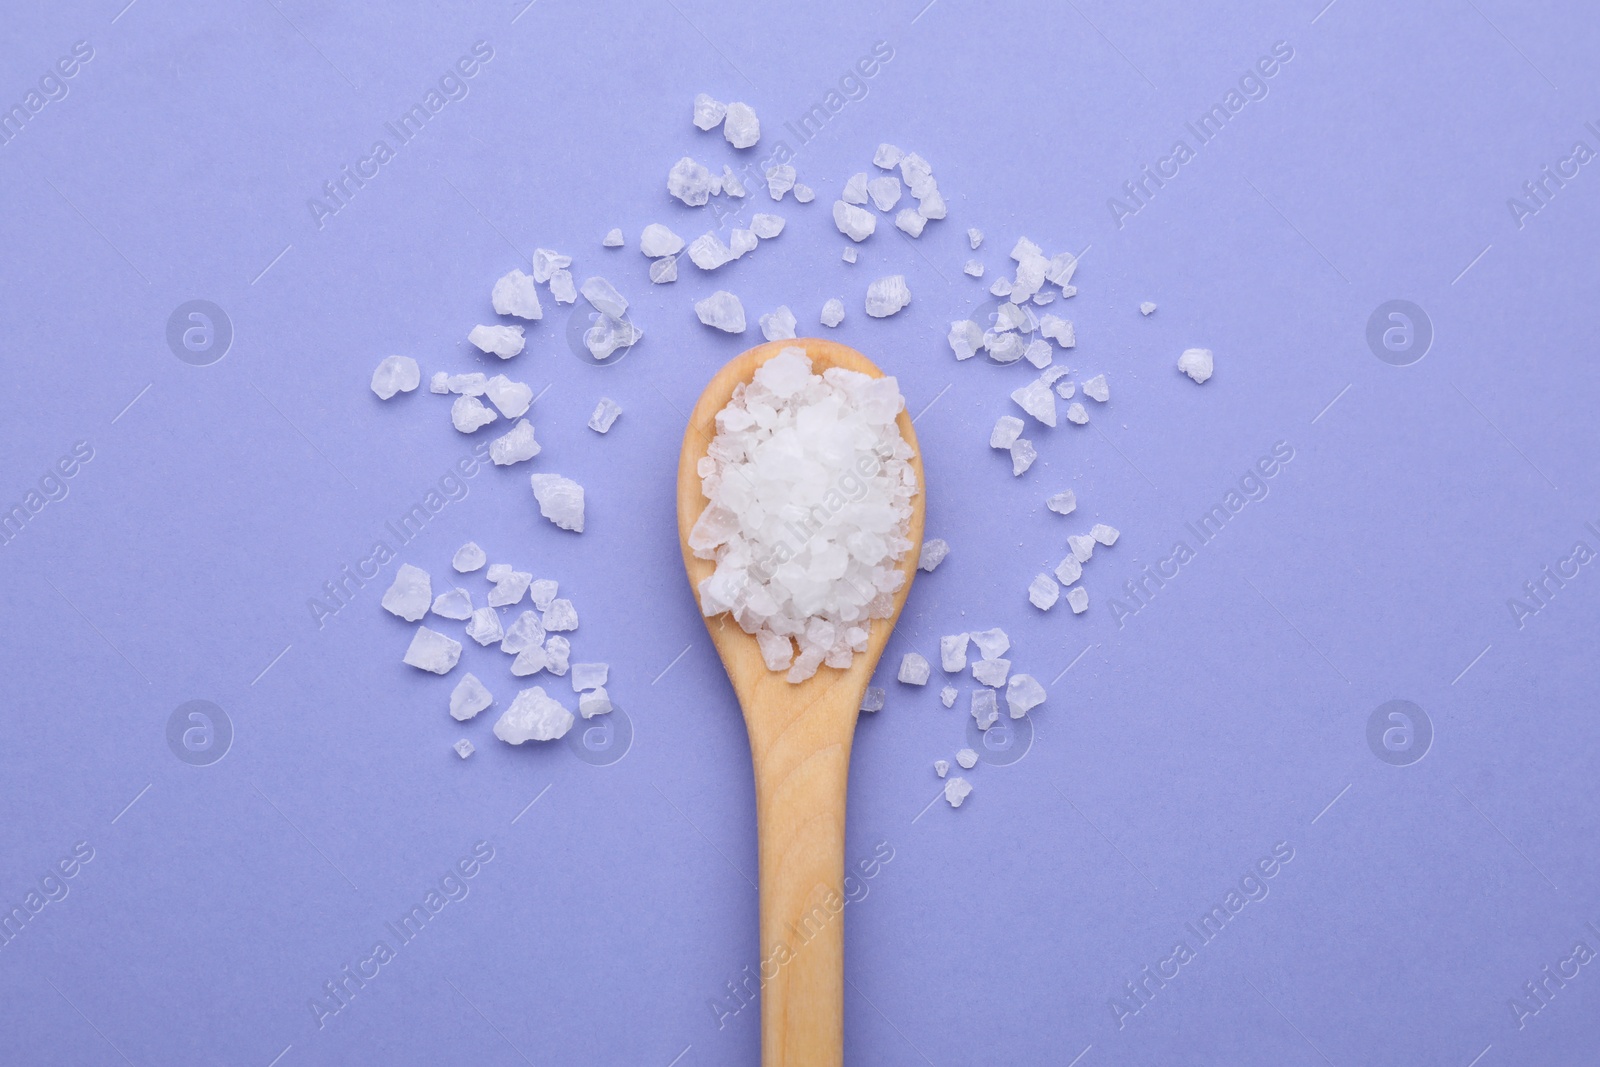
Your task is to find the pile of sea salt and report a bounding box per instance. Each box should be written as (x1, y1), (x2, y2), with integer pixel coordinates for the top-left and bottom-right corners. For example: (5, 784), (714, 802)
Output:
(689, 347), (918, 683)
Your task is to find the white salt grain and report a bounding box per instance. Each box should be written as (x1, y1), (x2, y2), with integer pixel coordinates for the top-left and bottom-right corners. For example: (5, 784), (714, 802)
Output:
(531, 248), (571, 283)
(940, 633), (970, 672)
(693, 92), (726, 131)
(986, 331), (1025, 364)
(970, 628), (1009, 660)
(667, 156), (717, 205)
(1047, 491), (1077, 515)
(580, 276), (628, 319)
(1012, 377), (1058, 427)
(584, 314), (642, 361)
(873, 143), (903, 169)
(494, 687), (574, 743)
(603, 228), (623, 247)
(1028, 573), (1059, 610)
(1083, 374), (1110, 402)
(1024, 339), (1053, 369)
(488, 570), (532, 608)
(578, 688), (613, 718)
(371, 355), (420, 399)
(1178, 348), (1214, 383)
(729, 228), (758, 258)
(940, 686), (957, 708)
(453, 739), (475, 759)
(1068, 534), (1095, 563)
(404, 626), (461, 675)
(867, 176), (902, 212)
(915, 187), (946, 220)
(468, 324), (525, 359)
(649, 256), (678, 284)
(640, 224), (685, 258)
(894, 209), (927, 237)
(956, 749), (979, 770)
(1091, 523), (1120, 546)
(1054, 555), (1083, 585)
(964, 260), (984, 278)
(432, 587), (473, 620)
(448, 372), (489, 395)
(898, 653), (931, 685)
(465, 607), (503, 646)
(751, 213), (785, 239)
(544, 635), (571, 676)
(860, 687), (886, 713)
(492, 269), (544, 320)
(842, 246), (857, 264)
(820, 298), (845, 328)
(485, 374), (533, 418)
(453, 542), (486, 572)
(548, 269), (577, 305)
(765, 164), (796, 200)
(760, 305), (798, 341)
(918, 538), (950, 572)
(500, 610), (545, 655)
(528, 579), (559, 611)
(1055, 380), (1075, 399)
(970, 689), (999, 730)
(944, 777), (973, 808)
(490, 419), (540, 466)
(843, 173), (870, 205)
(696, 290), (746, 332)
(450, 673), (493, 720)
(990, 415), (1024, 449)
(1010, 439), (1037, 475)
(722, 166), (747, 198)
(793, 184), (814, 203)
(723, 102), (760, 148)
(1065, 402), (1089, 425)
(529, 474), (585, 532)
(833, 201), (877, 242)
(864, 275), (911, 318)
(948, 320), (984, 361)
(968, 228), (984, 249)
(430, 372), (449, 394)
(935, 760), (949, 778)
(382, 563), (431, 621)
(1140, 301), (1157, 315)
(1067, 586), (1089, 613)
(542, 598), (578, 632)
(571, 662), (609, 691)
(1006, 674), (1046, 717)
(511, 645), (548, 677)
(589, 397), (622, 433)
(1039, 314), (1075, 348)
(972, 657), (1010, 688)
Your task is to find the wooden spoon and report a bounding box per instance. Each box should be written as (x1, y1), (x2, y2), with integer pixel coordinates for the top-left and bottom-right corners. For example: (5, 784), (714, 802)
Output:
(676, 338), (926, 1067)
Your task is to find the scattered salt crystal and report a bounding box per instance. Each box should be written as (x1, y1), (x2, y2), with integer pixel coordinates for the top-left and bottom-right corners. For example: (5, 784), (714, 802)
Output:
(867, 176), (902, 212)
(542, 598), (578, 632)
(843, 173), (870, 205)
(721, 165), (747, 198)
(430, 372), (449, 394)
(723, 102), (760, 148)
(1055, 380), (1075, 399)
(494, 687), (574, 743)
(765, 164), (796, 200)
(1140, 301), (1157, 315)
(1054, 554), (1083, 585)
(404, 626), (461, 674)
(948, 320), (984, 361)
(578, 688), (613, 718)
(898, 152), (933, 192)
(693, 92), (726, 130)
(968, 228), (984, 249)
(450, 673), (493, 720)
(940, 686), (957, 708)
(465, 607), (503, 646)
(649, 256), (678, 284)
(1028, 574), (1059, 610)
(964, 260), (984, 278)
(1023, 339), (1053, 369)
(432, 587), (473, 620)
(1012, 376), (1058, 427)
(469, 324), (525, 360)
(1006, 674), (1046, 717)
(990, 277), (1013, 298)
(530, 248), (570, 283)
(1039, 314), (1075, 348)
(750, 213), (785, 239)
(382, 563), (432, 621)
(580, 277), (628, 319)
(841, 246), (857, 264)
(500, 610), (545, 655)
(935, 759), (949, 778)
(640, 224), (685, 258)
(956, 749), (978, 769)
(918, 538), (950, 572)
(1067, 586), (1089, 613)
(730, 229), (758, 257)
(986, 332), (1025, 364)
(860, 687), (886, 713)
(1033, 290), (1056, 305)
(528, 579), (558, 611)
(1046, 491), (1077, 516)
(873, 143), (903, 169)
(1178, 348), (1214, 383)
(973, 657), (1011, 687)
(1068, 534), (1095, 563)
(1065, 402), (1089, 425)
(794, 183), (815, 202)
(484, 375), (533, 418)
(371, 355), (420, 399)
(1045, 252), (1077, 287)
(970, 689), (999, 730)
(602, 228), (623, 247)
(528, 473), (584, 532)
(833, 201), (877, 242)
(589, 397), (622, 433)
(453, 739), (474, 759)
(548, 269), (577, 305)
(940, 633), (970, 672)
(944, 777), (973, 808)
(453, 542), (486, 572)
(571, 662), (608, 691)
(584, 313), (642, 361)
(864, 275), (911, 318)
(486, 563), (510, 582)
(667, 156), (716, 205)
(759, 305), (798, 341)
(490, 418), (540, 466)
(695, 290), (746, 333)
(971, 628), (1009, 659)
(492, 269), (544, 320)
(916, 187), (947, 220)
(510, 645), (548, 677)
(1010, 439), (1037, 475)
(894, 209), (927, 237)
(820, 298), (845, 328)
(448, 372), (489, 395)
(898, 653), (931, 685)
(488, 570), (532, 608)
(990, 415), (1024, 449)
(1083, 374), (1110, 402)
(543, 635), (571, 676)
(687, 234), (735, 271)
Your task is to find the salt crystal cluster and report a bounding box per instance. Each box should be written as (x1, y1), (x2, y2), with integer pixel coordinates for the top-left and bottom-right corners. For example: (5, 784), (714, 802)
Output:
(494, 686), (574, 743)
(690, 347), (919, 683)
(468, 324), (524, 359)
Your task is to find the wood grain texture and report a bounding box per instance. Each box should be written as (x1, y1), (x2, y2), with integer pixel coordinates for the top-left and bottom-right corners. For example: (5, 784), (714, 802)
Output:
(676, 338), (925, 1067)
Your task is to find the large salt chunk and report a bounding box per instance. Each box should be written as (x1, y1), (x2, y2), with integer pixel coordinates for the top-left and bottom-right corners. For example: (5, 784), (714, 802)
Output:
(452, 542), (486, 573)
(545, 635), (571, 675)
(898, 653), (931, 685)
(578, 688), (613, 718)
(1054, 554), (1083, 585)
(1083, 374), (1110, 402)
(450, 673), (493, 721)
(757, 629), (794, 672)
(1010, 440), (1036, 476)
(867, 176), (902, 211)
(529, 473), (585, 532)
(956, 748), (979, 769)
(1024, 339), (1053, 369)
(589, 397), (622, 433)
(794, 183), (814, 203)
(723, 102), (759, 148)
(693, 92), (726, 130)
(843, 173), (869, 205)
(494, 687), (574, 743)
(972, 657), (1010, 687)
(584, 314), (642, 361)
(580, 276), (628, 318)
(491, 269), (544, 320)
(864, 275), (911, 318)
(571, 662), (609, 691)
(465, 606), (503, 646)
(949, 320), (984, 361)
(873, 143), (903, 169)
(1178, 348), (1214, 383)
(821, 298), (845, 328)
(1011, 376), (1058, 427)
(485, 375), (533, 418)
(640, 224), (685, 258)
(468, 324), (525, 359)
(1067, 585), (1089, 613)
(986, 331), (1025, 364)
(894, 209), (927, 237)
(1039, 314), (1075, 348)
(667, 156), (716, 206)
(832, 201), (877, 242)
(729, 228), (758, 258)
(964, 260), (984, 278)
(899, 152), (933, 192)
(940, 633), (970, 672)
(371, 355), (420, 399)
(1006, 674), (1046, 717)
(971, 628), (1009, 660)
(760, 305), (798, 341)
(918, 538), (950, 572)
(1064, 402), (1088, 426)
(542, 598), (578, 632)
(1028, 573), (1059, 610)
(548, 269), (577, 304)
(944, 777), (973, 808)
(448, 372), (488, 395)
(751, 213), (786, 239)
(696, 291), (746, 332)
(531, 248), (570, 283)
(649, 256), (678, 284)
(1047, 491), (1077, 516)
(382, 563), (432, 621)
(1091, 523), (1120, 546)
(1068, 534), (1095, 563)
(970, 689), (999, 730)
(511, 645), (549, 677)
(490, 418), (541, 466)
(488, 570), (532, 607)
(404, 626), (461, 675)
(766, 164), (796, 200)
(451, 395), (498, 433)
(430, 372), (449, 394)
(915, 186), (947, 220)
(990, 415), (1024, 449)
(432, 587), (473, 620)
(500, 610), (545, 655)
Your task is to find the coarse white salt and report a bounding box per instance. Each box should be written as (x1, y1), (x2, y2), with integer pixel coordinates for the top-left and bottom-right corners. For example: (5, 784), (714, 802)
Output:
(721, 165), (747, 198)
(404, 626), (461, 674)
(485, 374), (533, 418)
(990, 277), (1013, 298)
(1068, 534), (1095, 563)
(529, 473), (584, 532)
(956, 748), (979, 769)
(603, 228), (623, 247)
(1006, 674), (1046, 717)
(940, 633), (970, 672)
(1024, 339), (1053, 370)
(1055, 380), (1075, 399)
(990, 415), (1024, 449)
(894, 209), (927, 237)
(794, 184), (814, 203)
(971, 627), (1009, 659)
(1012, 376), (1058, 427)
(1083, 374), (1110, 402)
(640, 224), (685, 258)
(490, 419), (540, 466)
(766, 164), (796, 200)
(968, 228), (984, 249)
(542, 598), (578, 632)
(578, 688), (612, 718)
(899, 152), (933, 193)
(589, 397), (622, 433)
(1066, 586), (1089, 613)
(667, 156), (716, 205)
(964, 260), (984, 278)
(548, 269), (577, 305)
(469, 324), (525, 359)
(692, 348), (917, 682)
(970, 689), (999, 730)
(1178, 348), (1214, 383)
(842, 246), (858, 264)
(1033, 290), (1057, 306)
(448, 372), (489, 395)
(948, 320), (984, 361)
(760, 305), (798, 341)
(1039, 314), (1075, 349)
(432, 587), (473, 620)
(494, 687), (574, 743)
(693, 92), (726, 130)
(821, 298), (845, 328)
(915, 186), (947, 220)
(544, 635), (571, 675)
(371, 355), (420, 399)
(898, 653), (931, 685)
(465, 606), (503, 646)
(751, 213), (785, 239)
(492, 269), (544, 320)
(757, 629), (793, 672)
(864, 275), (911, 318)
(873, 143), (903, 169)
(1028, 573), (1059, 610)
(649, 256), (678, 284)
(935, 759), (949, 778)
(447, 395), (497, 434)
(584, 313), (642, 361)
(531, 248), (570, 283)
(1046, 252), (1077, 287)
(723, 102), (759, 147)
(488, 570), (532, 608)
(833, 200), (877, 242)
(580, 276), (628, 319)
(453, 542), (486, 572)
(1010, 439), (1037, 475)
(511, 645), (548, 677)
(867, 176), (902, 212)
(430, 372), (449, 394)
(382, 563), (431, 621)
(843, 172), (869, 205)
(1140, 301), (1157, 315)
(1065, 402), (1089, 426)
(944, 777), (972, 808)
(860, 687), (886, 713)
(450, 673), (493, 720)
(696, 290), (746, 332)
(528, 579), (558, 611)
(1091, 523), (1119, 546)
(972, 657), (1010, 687)
(940, 685), (957, 707)
(729, 228), (758, 258)
(500, 610), (545, 655)
(486, 563), (510, 582)
(918, 538), (950, 572)
(1054, 554), (1083, 585)
(453, 739), (475, 759)
(986, 331), (1025, 364)
(1047, 490), (1077, 515)
(571, 662), (608, 691)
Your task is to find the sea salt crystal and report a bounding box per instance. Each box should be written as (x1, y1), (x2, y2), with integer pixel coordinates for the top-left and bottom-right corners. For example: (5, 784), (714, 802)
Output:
(990, 415), (1024, 449)
(935, 760), (949, 778)
(693, 92), (726, 130)
(894, 209), (926, 237)
(940, 633), (970, 672)
(542, 598), (578, 632)
(1012, 377), (1058, 427)
(1024, 339), (1053, 369)
(833, 201), (877, 242)
(589, 397), (622, 433)
(453, 542), (486, 572)
(794, 184), (814, 202)
(485, 375), (533, 418)
(842, 246), (857, 264)
(450, 673), (493, 720)
(1034, 290), (1057, 305)
(448, 372), (488, 395)
(842, 173), (870, 206)
(944, 777), (973, 808)
(531, 248), (570, 283)
(940, 686), (957, 708)
(667, 156), (716, 205)
(899, 152), (933, 193)
(494, 687), (574, 743)
(964, 260), (984, 278)
(430, 372), (449, 394)
(571, 662), (608, 691)
(488, 570), (532, 608)
(468, 324), (525, 359)
(1006, 674), (1046, 717)
(723, 102), (759, 147)
(948, 320), (984, 361)
(990, 277), (1013, 298)
(453, 739), (474, 759)
(603, 228), (623, 247)
(865, 275), (911, 318)
(510, 645), (548, 677)
(1068, 534), (1095, 563)
(544, 635), (571, 676)
(649, 256), (678, 284)
(1039, 314), (1075, 348)
(760, 305), (798, 341)
(1054, 555), (1083, 585)
(382, 563), (431, 621)
(968, 228), (984, 249)
(580, 276), (628, 319)
(1055, 380), (1076, 399)
(757, 630), (793, 672)
(1010, 439), (1037, 475)
(578, 688), (612, 718)
(866, 176), (901, 212)
(973, 657), (1011, 687)
(820, 298), (845, 328)
(721, 165), (747, 197)
(1091, 523), (1120, 546)
(1083, 374), (1110, 402)
(371, 355), (420, 399)
(916, 187), (947, 220)
(1067, 586), (1089, 613)
(1047, 491), (1077, 516)
(898, 653), (931, 685)
(528, 473), (584, 532)
(490, 419), (540, 466)
(1178, 348), (1214, 383)
(491, 269), (543, 320)
(695, 290), (746, 332)
(465, 607), (503, 646)
(548, 269), (577, 305)
(500, 610), (545, 655)
(486, 563), (510, 582)
(873, 143), (903, 169)
(971, 628), (1009, 660)
(1065, 402), (1088, 425)
(1140, 301), (1157, 315)
(432, 587), (473, 620)
(918, 538), (950, 572)
(584, 314), (642, 361)
(729, 228), (758, 258)
(1028, 574), (1059, 610)
(986, 331), (1025, 364)
(956, 749), (979, 769)
(528, 579), (558, 611)
(970, 689), (999, 730)
(751, 213), (785, 239)
(404, 626), (461, 674)
(765, 164), (796, 200)
(640, 224), (685, 258)
(860, 687), (886, 713)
